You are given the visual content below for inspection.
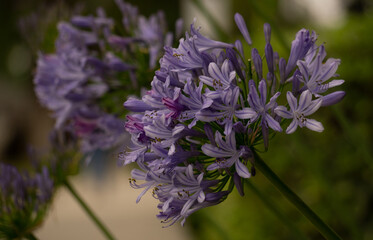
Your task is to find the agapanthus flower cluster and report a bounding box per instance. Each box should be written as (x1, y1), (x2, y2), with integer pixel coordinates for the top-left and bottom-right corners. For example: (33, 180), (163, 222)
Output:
(0, 163), (54, 238)
(121, 13), (345, 226)
(34, 0), (181, 157)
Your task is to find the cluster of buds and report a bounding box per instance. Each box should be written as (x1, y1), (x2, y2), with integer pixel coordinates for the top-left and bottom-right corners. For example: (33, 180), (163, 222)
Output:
(121, 13), (345, 226)
(0, 163), (53, 238)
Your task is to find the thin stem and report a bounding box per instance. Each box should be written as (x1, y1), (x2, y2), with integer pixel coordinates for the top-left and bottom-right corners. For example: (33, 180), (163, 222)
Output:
(63, 179), (116, 240)
(252, 150), (342, 240)
(245, 180), (308, 240)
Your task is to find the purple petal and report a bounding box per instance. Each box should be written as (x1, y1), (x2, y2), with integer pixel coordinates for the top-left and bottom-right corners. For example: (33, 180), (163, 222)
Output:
(265, 43), (274, 73)
(197, 191), (205, 203)
(235, 108), (257, 119)
(124, 97), (154, 112)
(286, 91), (298, 112)
(303, 98), (322, 116)
(258, 80), (267, 106)
(264, 23), (271, 44)
(226, 131), (236, 150)
(235, 40), (245, 57)
(319, 59), (340, 81)
(196, 110), (225, 122)
(274, 106), (292, 119)
(201, 144), (232, 158)
(327, 80), (344, 88)
(251, 48), (262, 79)
(234, 13), (252, 45)
(286, 119), (298, 134)
(208, 62), (225, 83)
(298, 90), (312, 111)
(305, 119), (324, 132)
(233, 172), (244, 196)
(235, 160), (251, 178)
(265, 114), (282, 132)
(321, 91), (345, 107)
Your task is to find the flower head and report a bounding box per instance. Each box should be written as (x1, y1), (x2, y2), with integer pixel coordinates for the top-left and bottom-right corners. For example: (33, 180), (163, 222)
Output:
(34, 1), (180, 158)
(121, 15), (345, 226)
(0, 163), (54, 238)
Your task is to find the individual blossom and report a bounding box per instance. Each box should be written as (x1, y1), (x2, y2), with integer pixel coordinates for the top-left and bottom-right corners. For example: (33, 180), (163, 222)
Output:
(296, 44), (345, 105)
(274, 90), (323, 134)
(121, 14), (345, 227)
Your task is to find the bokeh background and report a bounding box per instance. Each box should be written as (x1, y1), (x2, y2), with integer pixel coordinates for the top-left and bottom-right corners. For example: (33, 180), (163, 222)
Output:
(0, 0), (372, 239)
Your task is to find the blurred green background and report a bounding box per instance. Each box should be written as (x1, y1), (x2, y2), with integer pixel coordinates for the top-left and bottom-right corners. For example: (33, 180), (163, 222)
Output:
(0, 0), (372, 239)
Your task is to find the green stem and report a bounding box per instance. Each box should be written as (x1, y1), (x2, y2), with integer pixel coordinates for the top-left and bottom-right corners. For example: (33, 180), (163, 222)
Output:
(63, 179), (116, 240)
(245, 180), (308, 240)
(252, 150), (342, 240)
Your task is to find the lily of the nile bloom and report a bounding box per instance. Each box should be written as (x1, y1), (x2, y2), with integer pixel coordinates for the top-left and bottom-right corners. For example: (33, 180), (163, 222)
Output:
(247, 79), (282, 132)
(199, 60), (236, 95)
(197, 87), (257, 135)
(275, 90), (323, 134)
(202, 131), (251, 178)
(0, 163), (53, 238)
(297, 45), (345, 106)
(157, 164), (224, 226)
(284, 29), (317, 79)
(179, 79), (213, 128)
(121, 14), (345, 226)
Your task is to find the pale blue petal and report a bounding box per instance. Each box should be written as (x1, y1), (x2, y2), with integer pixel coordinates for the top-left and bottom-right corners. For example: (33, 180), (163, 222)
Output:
(286, 119), (298, 134)
(201, 144), (232, 158)
(305, 119), (324, 132)
(274, 106), (292, 119)
(265, 114), (282, 132)
(235, 160), (251, 178)
(303, 98), (322, 116)
(298, 90), (312, 111)
(235, 108), (257, 119)
(286, 91), (297, 111)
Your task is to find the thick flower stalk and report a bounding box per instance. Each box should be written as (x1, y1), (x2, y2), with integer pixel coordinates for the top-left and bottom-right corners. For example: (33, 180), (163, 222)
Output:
(122, 12), (345, 227)
(34, 0), (182, 159)
(0, 163), (54, 239)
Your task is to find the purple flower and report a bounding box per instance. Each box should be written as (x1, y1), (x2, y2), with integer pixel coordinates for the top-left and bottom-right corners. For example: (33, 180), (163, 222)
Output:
(252, 48), (263, 80)
(264, 23), (271, 44)
(197, 87), (257, 135)
(199, 60), (236, 93)
(202, 131), (251, 178)
(285, 29), (317, 78)
(297, 45), (344, 96)
(0, 163), (54, 236)
(275, 90), (323, 133)
(247, 80), (282, 132)
(121, 14), (345, 227)
(234, 13), (252, 45)
(179, 79), (213, 128)
(190, 20), (234, 51)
